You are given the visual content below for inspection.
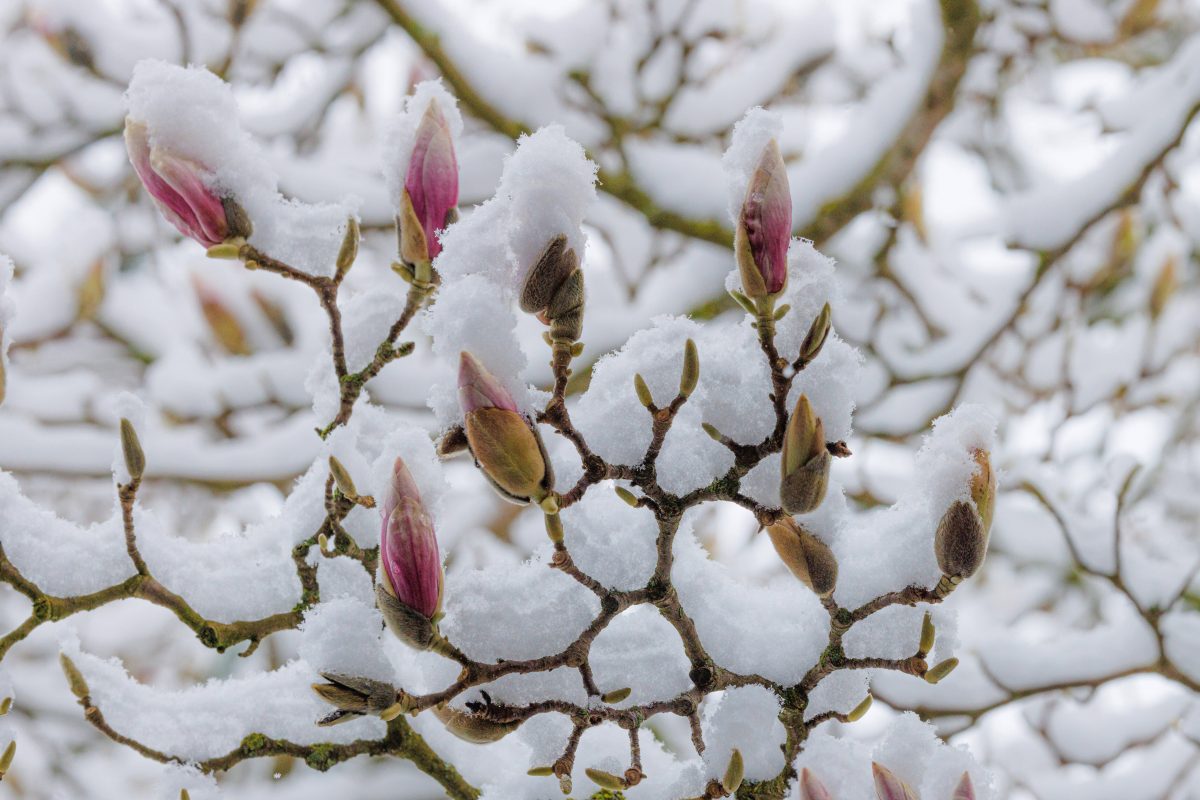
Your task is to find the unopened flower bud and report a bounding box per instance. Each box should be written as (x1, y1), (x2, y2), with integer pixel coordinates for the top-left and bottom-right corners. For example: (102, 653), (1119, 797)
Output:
(735, 138), (791, 299)
(766, 518), (837, 597)
(398, 100), (458, 266)
(527, 766), (555, 777)
(0, 740), (14, 777)
(119, 418), (145, 482)
(312, 672), (397, 726)
(601, 687), (632, 704)
(459, 352), (554, 504)
(800, 768), (833, 800)
(125, 119), (250, 248)
(953, 772), (976, 800)
(615, 486), (640, 508)
(799, 303), (832, 364)
(335, 217), (360, 281)
(935, 450), (995, 582)
(780, 395), (831, 514)
(376, 458), (442, 648)
(721, 748), (744, 793)
(872, 763), (920, 800)
(586, 768), (626, 791)
(0, 697), (10, 716)
(924, 657), (959, 684)
(59, 653), (90, 700)
(846, 693), (872, 722)
(328, 456), (358, 500)
(521, 235), (586, 343)
(679, 339), (700, 398)
(433, 704), (522, 743)
(633, 373), (654, 409)
(919, 611), (937, 655)
(180, 790), (190, 800)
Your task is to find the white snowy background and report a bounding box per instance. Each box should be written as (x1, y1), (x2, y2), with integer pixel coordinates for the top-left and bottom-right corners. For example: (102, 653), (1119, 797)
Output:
(1, 0), (1200, 798)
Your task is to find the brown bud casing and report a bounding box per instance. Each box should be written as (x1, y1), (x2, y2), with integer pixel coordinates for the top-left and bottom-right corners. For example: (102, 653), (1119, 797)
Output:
(766, 518), (838, 597)
(799, 303), (832, 364)
(375, 582), (435, 650)
(433, 704), (522, 743)
(934, 500), (987, 581)
(463, 408), (554, 504)
(780, 395), (831, 514)
(397, 189), (431, 272)
(313, 672), (396, 726)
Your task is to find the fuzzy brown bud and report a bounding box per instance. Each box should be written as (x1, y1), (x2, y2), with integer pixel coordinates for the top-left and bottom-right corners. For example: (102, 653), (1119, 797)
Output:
(433, 704), (522, 743)
(780, 395), (831, 514)
(766, 518), (838, 597)
(375, 583), (435, 650)
(312, 672), (397, 726)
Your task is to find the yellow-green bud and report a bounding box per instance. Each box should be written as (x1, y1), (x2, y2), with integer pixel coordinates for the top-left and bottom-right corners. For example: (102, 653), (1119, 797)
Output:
(119, 417), (145, 482)
(919, 612), (936, 656)
(722, 748), (745, 793)
(924, 657), (959, 684)
(601, 687), (632, 704)
(527, 766), (555, 777)
(205, 242), (242, 259)
(614, 486), (640, 508)
(846, 694), (872, 722)
(335, 217), (360, 281)
(799, 302), (831, 364)
(544, 512), (564, 544)
(60, 653), (89, 700)
(328, 456), (358, 500)
(679, 339), (700, 398)
(586, 768), (626, 791)
(634, 373), (654, 409)
(0, 739), (13, 775)
(780, 395), (831, 514)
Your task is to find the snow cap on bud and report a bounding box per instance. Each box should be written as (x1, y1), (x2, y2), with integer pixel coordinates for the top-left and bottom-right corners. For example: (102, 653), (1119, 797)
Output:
(735, 138), (791, 298)
(780, 395), (831, 514)
(124, 119), (250, 248)
(458, 352), (553, 504)
(800, 768), (833, 800)
(398, 99), (458, 265)
(312, 672), (396, 726)
(873, 763), (920, 800)
(376, 457), (442, 648)
(766, 518), (837, 597)
(934, 449), (995, 581)
(952, 772), (976, 800)
(519, 235), (585, 343)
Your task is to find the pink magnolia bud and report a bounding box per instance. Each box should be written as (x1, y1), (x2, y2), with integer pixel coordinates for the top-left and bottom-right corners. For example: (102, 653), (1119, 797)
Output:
(735, 138), (791, 298)
(401, 101), (459, 262)
(951, 773), (975, 800)
(872, 763), (920, 800)
(800, 768), (833, 800)
(458, 352), (553, 505)
(378, 458), (442, 620)
(124, 119), (249, 249)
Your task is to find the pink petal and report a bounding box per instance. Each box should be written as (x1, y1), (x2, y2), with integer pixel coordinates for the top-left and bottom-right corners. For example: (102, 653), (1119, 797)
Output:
(873, 763), (920, 800)
(151, 150), (229, 247)
(800, 768), (833, 800)
(951, 773), (975, 800)
(382, 499), (441, 618)
(125, 120), (207, 243)
(404, 101), (458, 259)
(458, 352), (518, 413)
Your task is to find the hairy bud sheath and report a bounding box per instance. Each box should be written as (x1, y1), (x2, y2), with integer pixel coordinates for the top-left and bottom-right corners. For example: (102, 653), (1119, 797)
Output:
(800, 768), (833, 800)
(780, 395), (832, 514)
(766, 518), (837, 597)
(799, 303), (832, 364)
(872, 763), (920, 800)
(312, 672), (396, 726)
(376, 457), (442, 649)
(934, 449), (995, 581)
(433, 704), (522, 743)
(458, 352), (554, 504)
(124, 119), (250, 248)
(520, 235), (585, 343)
(399, 101), (458, 266)
(735, 138), (791, 299)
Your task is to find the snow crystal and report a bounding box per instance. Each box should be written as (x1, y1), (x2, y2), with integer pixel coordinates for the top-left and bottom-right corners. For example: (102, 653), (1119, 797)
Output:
(125, 60), (356, 278)
(701, 685), (786, 782)
(382, 79), (464, 211)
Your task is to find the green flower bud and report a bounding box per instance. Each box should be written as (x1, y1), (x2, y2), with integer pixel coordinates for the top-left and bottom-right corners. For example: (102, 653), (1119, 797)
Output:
(119, 417), (145, 482)
(586, 768), (626, 791)
(722, 748), (745, 793)
(312, 672), (397, 726)
(924, 657), (959, 684)
(780, 395), (831, 514)
(679, 338), (700, 398)
(799, 302), (831, 364)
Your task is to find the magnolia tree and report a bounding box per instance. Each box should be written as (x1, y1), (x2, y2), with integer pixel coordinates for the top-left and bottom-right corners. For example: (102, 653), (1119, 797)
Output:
(3, 1), (1200, 799)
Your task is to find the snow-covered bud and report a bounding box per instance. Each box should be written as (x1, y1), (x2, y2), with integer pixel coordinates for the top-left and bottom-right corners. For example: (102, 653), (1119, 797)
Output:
(780, 395), (831, 514)
(721, 748), (745, 793)
(520, 235), (585, 343)
(872, 763), (920, 800)
(734, 138), (790, 299)
(312, 672), (396, 726)
(119, 418), (145, 482)
(800, 768), (833, 800)
(934, 449), (995, 582)
(952, 773), (976, 800)
(459, 352), (554, 504)
(766, 518), (837, 597)
(376, 457), (442, 649)
(433, 704), (522, 743)
(398, 101), (458, 266)
(124, 119), (251, 249)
